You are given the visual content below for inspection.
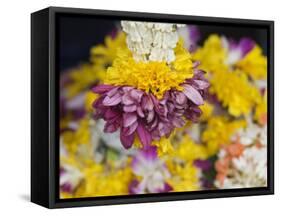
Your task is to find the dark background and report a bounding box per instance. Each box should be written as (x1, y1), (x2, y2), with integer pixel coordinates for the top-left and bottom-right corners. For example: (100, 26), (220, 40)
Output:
(58, 16), (268, 72)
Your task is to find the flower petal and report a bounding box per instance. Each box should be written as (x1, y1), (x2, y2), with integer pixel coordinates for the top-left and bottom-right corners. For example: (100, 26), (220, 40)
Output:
(194, 80), (210, 89)
(124, 104), (137, 112)
(130, 89), (143, 102)
(122, 94), (134, 105)
(104, 109), (119, 120)
(136, 123), (152, 149)
(147, 110), (155, 123)
(238, 38), (254, 57)
(175, 92), (187, 104)
(92, 84), (115, 94)
(142, 95), (154, 111)
(172, 116), (185, 127)
(137, 107), (145, 118)
(123, 121), (138, 136)
(182, 84), (204, 105)
(103, 93), (122, 106)
(123, 113), (137, 127)
(107, 87), (119, 97)
(104, 121), (119, 133)
(120, 130), (134, 149)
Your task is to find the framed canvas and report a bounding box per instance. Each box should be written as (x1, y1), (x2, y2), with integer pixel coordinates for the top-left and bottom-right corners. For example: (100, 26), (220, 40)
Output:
(31, 6), (274, 208)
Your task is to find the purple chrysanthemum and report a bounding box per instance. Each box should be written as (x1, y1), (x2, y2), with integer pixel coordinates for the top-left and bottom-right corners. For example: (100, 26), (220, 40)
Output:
(92, 70), (209, 149)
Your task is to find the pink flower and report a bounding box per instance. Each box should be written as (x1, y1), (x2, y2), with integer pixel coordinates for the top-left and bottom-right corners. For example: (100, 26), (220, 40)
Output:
(92, 70), (209, 149)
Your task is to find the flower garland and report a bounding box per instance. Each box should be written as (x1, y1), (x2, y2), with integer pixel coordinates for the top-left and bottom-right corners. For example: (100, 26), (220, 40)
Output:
(59, 22), (268, 198)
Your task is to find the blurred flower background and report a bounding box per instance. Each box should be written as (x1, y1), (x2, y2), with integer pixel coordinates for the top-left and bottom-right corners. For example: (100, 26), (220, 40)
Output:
(59, 17), (268, 199)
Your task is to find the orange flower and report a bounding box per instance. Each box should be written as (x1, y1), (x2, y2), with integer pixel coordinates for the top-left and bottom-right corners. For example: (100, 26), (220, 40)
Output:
(215, 157), (230, 174)
(226, 143), (244, 157)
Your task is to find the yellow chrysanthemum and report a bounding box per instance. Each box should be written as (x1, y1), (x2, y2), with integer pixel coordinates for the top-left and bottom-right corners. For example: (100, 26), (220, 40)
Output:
(105, 40), (194, 99)
(60, 153), (83, 170)
(84, 91), (98, 112)
(90, 32), (127, 69)
(163, 133), (206, 192)
(66, 64), (105, 98)
(62, 118), (92, 156)
(202, 116), (246, 156)
(210, 69), (262, 117)
(236, 45), (267, 80)
(74, 165), (133, 197)
(199, 102), (214, 122)
(193, 34), (227, 73)
(166, 161), (200, 192)
(152, 137), (174, 156)
(173, 134), (208, 161)
(254, 91), (267, 125)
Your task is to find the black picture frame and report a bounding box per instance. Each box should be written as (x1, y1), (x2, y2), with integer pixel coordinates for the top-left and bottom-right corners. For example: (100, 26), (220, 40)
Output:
(31, 6), (274, 209)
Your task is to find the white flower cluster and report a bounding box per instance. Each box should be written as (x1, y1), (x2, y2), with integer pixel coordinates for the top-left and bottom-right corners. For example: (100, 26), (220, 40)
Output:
(60, 164), (83, 192)
(132, 153), (171, 193)
(216, 121), (267, 189)
(121, 21), (185, 63)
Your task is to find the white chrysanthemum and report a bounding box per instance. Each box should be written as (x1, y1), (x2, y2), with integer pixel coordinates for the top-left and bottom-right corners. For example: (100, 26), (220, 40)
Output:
(216, 121), (267, 189)
(232, 119), (267, 146)
(121, 21), (185, 63)
(60, 163), (83, 192)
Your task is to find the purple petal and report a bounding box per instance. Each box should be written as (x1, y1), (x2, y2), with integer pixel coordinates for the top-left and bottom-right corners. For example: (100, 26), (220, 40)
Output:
(123, 121), (138, 136)
(103, 93), (122, 106)
(193, 69), (206, 79)
(167, 102), (175, 112)
(92, 84), (115, 94)
(136, 123), (152, 149)
(194, 159), (212, 171)
(122, 86), (134, 92)
(147, 110), (155, 123)
(192, 61), (200, 68)
(172, 116), (185, 127)
(238, 38), (255, 57)
(130, 89), (143, 102)
(124, 104), (137, 112)
(120, 130), (134, 149)
(104, 109), (119, 120)
(158, 122), (170, 137)
(182, 84), (204, 105)
(107, 87), (119, 97)
(61, 183), (73, 193)
(122, 94), (134, 105)
(156, 182), (173, 193)
(188, 25), (200, 46)
(142, 95), (154, 111)
(150, 117), (158, 129)
(129, 180), (141, 194)
(104, 121), (119, 133)
(142, 146), (158, 161)
(175, 92), (187, 104)
(194, 80), (210, 89)
(123, 113), (137, 127)
(137, 107), (145, 118)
